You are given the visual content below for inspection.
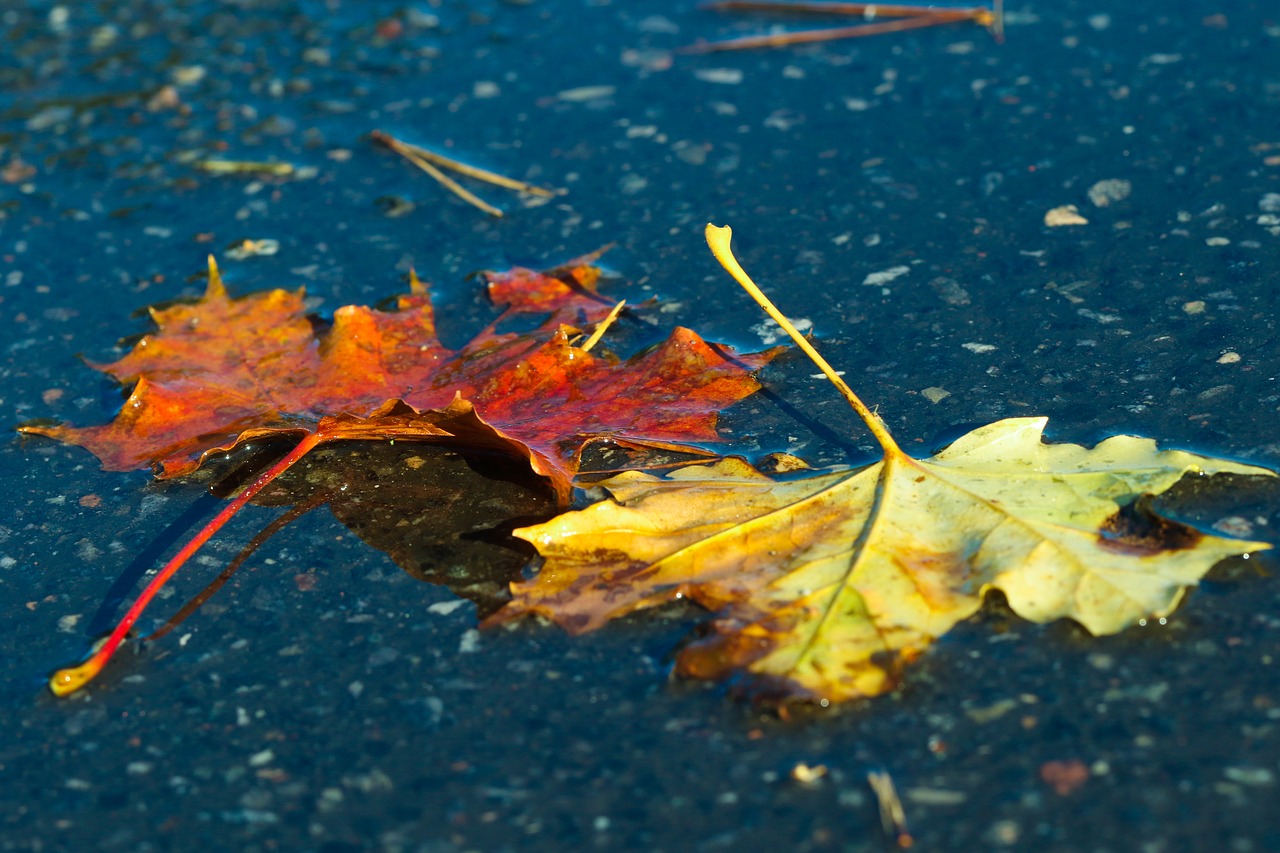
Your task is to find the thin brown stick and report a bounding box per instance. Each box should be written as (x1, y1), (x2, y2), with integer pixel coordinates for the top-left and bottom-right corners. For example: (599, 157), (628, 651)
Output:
(381, 136), (505, 217)
(408, 153), (506, 218)
(405, 144), (556, 197)
(702, 1), (986, 21)
(868, 770), (913, 848)
(679, 13), (964, 53)
(691, 0), (1003, 50)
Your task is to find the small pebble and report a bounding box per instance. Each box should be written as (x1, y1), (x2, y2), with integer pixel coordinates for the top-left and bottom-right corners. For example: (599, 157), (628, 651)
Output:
(1044, 205), (1088, 226)
(921, 387), (951, 404)
(1224, 766), (1274, 787)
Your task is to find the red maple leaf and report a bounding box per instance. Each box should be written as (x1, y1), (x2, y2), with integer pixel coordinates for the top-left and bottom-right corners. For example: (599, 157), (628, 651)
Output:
(22, 249), (781, 695)
(22, 249), (777, 499)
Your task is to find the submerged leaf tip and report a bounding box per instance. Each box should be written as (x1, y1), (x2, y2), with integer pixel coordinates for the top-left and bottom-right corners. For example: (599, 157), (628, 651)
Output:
(49, 658), (103, 697)
(205, 255), (227, 299)
(408, 267), (427, 295)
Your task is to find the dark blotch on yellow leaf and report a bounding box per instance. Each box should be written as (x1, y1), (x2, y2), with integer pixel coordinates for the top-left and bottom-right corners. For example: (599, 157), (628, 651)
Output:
(1098, 496), (1203, 556)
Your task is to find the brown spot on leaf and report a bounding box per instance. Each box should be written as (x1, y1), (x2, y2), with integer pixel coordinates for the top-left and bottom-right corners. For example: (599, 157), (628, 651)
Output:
(1098, 496), (1203, 555)
(678, 620), (778, 681)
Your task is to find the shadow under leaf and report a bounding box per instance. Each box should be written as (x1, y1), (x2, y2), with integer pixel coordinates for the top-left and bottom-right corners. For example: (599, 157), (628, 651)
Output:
(205, 439), (559, 620)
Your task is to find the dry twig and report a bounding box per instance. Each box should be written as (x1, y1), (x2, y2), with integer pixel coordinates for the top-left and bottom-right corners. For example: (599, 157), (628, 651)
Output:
(683, 0), (1003, 53)
(371, 130), (558, 218)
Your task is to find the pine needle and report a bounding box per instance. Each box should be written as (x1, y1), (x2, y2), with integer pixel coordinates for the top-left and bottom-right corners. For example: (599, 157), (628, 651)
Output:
(868, 770), (913, 848)
(684, 0), (1003, 52)
(372, 130), (559, 218)
(580, 300), (627, 353)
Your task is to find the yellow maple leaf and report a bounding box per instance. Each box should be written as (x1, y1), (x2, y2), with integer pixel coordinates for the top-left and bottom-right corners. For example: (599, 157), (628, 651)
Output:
(487, 225), (1274, 704)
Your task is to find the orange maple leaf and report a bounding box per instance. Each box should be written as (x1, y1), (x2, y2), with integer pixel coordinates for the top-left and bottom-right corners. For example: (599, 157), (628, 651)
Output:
(23, 249), (781, 695)
(22, 250), (778, 500)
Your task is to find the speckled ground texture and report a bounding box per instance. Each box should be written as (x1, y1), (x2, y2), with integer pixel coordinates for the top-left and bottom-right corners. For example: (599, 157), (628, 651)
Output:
(3, 1), (1280, 851)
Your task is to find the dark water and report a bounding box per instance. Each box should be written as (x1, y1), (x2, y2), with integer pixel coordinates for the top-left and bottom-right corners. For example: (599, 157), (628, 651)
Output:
(3, 1), (1280, 850)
